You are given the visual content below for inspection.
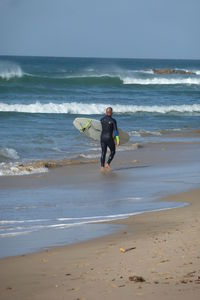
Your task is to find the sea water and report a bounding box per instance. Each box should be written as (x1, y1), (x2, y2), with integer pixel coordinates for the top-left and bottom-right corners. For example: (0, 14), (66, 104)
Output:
(0, 56), (200, 257)
(0, 56), (200, 173)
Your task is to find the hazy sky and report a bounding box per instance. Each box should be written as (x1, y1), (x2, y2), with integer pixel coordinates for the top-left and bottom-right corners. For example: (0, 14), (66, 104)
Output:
(0, 0), (199, 59)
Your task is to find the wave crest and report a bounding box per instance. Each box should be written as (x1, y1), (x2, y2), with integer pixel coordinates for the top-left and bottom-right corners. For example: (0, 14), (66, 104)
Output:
(123, 77), (200, 85)
(0, 102), (200, 115)
(0, 62), (200, 85)
(0, 61), (24, 80)
(0, 148), (19, 161)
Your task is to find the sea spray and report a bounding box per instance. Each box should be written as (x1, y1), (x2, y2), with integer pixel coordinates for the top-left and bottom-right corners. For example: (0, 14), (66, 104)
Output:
(0, 61), (24, 80)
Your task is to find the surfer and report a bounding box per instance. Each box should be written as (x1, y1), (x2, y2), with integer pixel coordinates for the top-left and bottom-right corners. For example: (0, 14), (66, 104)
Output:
(100, 107), (120, 172)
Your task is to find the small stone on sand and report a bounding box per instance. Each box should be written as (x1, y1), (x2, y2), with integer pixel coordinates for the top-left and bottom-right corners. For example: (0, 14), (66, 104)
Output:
(129, 276), (145, 282)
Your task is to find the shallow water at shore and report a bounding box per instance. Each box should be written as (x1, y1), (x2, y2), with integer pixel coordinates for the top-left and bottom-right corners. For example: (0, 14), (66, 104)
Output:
(0, 142), (200, 258)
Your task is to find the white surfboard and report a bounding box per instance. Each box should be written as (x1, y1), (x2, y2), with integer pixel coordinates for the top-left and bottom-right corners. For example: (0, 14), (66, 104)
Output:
(73, 118), (130, 145)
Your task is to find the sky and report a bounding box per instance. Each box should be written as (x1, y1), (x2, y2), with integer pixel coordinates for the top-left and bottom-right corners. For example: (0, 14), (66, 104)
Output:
(0, 0), (200, 59)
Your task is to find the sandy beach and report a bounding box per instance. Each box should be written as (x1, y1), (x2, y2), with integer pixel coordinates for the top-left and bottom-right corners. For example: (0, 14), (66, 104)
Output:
(0, 185), (200, 299)
(0, 135), (200, 300)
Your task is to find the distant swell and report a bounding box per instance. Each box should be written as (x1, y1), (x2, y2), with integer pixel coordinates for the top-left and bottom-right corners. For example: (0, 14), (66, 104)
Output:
(0, 102), (200, 115)
(2, 73), (200, 85)
(1, 62), (200, 85)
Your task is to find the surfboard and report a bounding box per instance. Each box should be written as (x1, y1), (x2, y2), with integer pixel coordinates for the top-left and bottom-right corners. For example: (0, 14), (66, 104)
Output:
(73, 118), (130, 145)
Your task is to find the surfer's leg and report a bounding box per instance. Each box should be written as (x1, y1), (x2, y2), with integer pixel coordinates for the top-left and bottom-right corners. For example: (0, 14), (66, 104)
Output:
(107, 140), (116, 166)
(101, 141), (107, 167)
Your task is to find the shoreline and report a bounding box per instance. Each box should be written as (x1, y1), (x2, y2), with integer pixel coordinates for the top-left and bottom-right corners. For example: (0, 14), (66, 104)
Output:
(0, 139), (200, 258)
(0, 187), (200, 299)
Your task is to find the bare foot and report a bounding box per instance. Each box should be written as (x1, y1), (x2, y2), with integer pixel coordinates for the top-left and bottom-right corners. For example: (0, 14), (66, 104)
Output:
(100, 167), (105, 173)
(105, 163), (112, 171)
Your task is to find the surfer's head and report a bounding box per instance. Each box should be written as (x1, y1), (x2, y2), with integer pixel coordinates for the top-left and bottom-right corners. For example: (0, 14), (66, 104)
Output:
(106, 107), (113, 117)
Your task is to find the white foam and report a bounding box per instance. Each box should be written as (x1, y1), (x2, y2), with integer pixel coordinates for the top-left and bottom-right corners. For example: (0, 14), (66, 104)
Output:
(129, 130), (162, 137)
(0, 219), (49, 225)
(117, 143), (141, 151)
(0, 101), (200, 115)
(0, 231), (33, 238)
(65, 73), (117, 79)
(140, 69), (154, 74)
(176, 69), (200, 75)
(0, 147), (19, 160)
(79, 143), (139, 159)
(79, 153), (100, 159)
(0, 61), (24, 80)
(55, 206), (185, 227)
(57, 211), (143, 222)
(0, 162), (48, 176)
(123, 77), (200, 85)
(0, 205), (187, 238)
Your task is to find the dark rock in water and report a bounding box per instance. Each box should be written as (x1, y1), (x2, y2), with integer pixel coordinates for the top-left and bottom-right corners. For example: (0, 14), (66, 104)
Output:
(129, 275), (145, 282)
(153, 69), (195, 75)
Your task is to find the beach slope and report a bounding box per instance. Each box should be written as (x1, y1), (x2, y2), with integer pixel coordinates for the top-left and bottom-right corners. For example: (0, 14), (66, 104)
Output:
(0, 188), (200, 300)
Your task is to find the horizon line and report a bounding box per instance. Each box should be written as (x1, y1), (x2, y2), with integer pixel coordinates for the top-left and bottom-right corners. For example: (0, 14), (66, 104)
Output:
(0, 54), (200, 61)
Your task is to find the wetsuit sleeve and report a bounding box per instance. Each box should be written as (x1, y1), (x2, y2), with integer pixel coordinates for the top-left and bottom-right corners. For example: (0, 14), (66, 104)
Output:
(113, 119), (119, 143)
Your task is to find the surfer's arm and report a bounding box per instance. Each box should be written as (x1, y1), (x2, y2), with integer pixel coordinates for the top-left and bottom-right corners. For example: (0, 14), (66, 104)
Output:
(113, 120), (120, 145)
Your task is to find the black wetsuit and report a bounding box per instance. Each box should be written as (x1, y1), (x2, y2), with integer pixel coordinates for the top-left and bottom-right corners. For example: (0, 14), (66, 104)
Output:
(100, 115), (119, 167)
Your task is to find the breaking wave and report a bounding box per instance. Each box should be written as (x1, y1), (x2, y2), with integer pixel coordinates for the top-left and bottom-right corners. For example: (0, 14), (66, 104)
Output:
(0, 148), (19, 161)
(0, 61), (24, 80)
(1, 61), (200, 86)
(123, 77), (200, 85)
(1, 102), (200, 115)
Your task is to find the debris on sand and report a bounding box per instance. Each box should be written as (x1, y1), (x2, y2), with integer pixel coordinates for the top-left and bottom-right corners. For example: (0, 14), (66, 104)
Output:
(120, 247), (136, 253)
(195, 276), (200, 284)
(133, 160), (139, 164)
(180, 279), (188, 284)
(129, 275), (145, 282)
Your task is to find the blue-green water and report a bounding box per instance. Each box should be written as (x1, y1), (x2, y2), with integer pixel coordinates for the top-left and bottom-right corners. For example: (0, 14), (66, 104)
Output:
(0, 56), (200, 174)
(0, 56), (200, 257)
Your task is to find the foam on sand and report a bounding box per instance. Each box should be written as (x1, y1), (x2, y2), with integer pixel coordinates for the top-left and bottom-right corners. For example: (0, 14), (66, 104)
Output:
(0, 162), (48, 176)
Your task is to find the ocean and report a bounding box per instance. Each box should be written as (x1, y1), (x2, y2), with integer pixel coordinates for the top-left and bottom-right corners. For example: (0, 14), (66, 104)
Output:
(0, 56), (200, 257)
(0, 56), (200, 173)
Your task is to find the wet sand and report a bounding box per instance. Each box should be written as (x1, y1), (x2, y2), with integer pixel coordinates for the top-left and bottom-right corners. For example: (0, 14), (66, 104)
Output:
(0, 187), (200, 300)
(0, 139), (200, 299)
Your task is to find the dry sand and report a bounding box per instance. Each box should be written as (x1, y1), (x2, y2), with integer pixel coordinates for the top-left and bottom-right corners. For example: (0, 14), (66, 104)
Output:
(0, 188), (200, 300)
